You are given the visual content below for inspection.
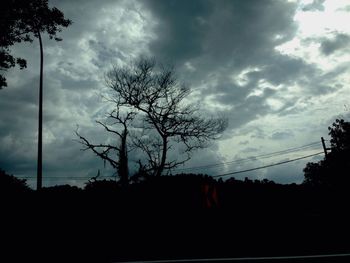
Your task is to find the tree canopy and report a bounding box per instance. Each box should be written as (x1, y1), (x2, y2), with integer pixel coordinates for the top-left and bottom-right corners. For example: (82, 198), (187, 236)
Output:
(0, 0), (71, 88)
(0, 168), (31, 193)
(303, 119), (350, 187)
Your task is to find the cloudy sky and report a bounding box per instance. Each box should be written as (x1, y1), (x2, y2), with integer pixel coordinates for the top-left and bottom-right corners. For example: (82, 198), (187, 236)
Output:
(1, 0), (350, 188)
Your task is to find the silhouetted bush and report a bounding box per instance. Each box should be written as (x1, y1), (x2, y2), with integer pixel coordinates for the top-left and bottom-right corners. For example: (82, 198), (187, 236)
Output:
(304, 119), (350, 188)
(41, 184), (82, 194)
(84, 179), (120, 194)
(0, 169), (31, 193)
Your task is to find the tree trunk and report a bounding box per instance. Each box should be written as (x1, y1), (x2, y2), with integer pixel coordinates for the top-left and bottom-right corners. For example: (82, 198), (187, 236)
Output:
(156, 137), (167, 177)
(37, 31), (44, 191)
(118, 129), (129, 186)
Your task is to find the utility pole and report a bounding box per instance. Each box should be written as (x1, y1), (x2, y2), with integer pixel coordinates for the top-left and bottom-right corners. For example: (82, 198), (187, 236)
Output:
(37, 30), (44, 191)
(321, 137), (328, 158)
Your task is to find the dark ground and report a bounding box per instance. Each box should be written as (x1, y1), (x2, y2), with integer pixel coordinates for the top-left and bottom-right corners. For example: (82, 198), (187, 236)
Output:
(2, 175), (350, 262)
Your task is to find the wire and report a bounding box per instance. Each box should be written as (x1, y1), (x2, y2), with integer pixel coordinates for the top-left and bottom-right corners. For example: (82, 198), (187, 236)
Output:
(15, 144), (324, 181)
(211, 152), (324, 178)
(16, 176), (115, 180)
(115, 253), (350, 263)
(171, 141), (321, 172)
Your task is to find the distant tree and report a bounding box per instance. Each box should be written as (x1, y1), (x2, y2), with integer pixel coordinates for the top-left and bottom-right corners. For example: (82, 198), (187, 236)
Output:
(41, 184), (82, 195)
(0, 169), (31, 193)
(84, 179), (120, 194)
(303, 161), (327, 187)
(303, 119), (350, 187)
(106, 58), (228, 177)
(0, 0), (71, 190)
(76, 102), (136, 186)
(328, 119), (350, 154)
(261, 178), (275, 185)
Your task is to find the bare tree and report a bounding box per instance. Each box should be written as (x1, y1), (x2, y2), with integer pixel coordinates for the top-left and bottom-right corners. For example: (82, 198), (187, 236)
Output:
(106, 58), (228, 176)
(76, 101), (136, 186)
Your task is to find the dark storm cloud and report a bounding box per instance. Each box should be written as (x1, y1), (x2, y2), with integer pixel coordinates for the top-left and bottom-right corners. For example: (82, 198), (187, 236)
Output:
(0, 75), (88, 179)
(50, 0), (119, 41)
(320, 33), (350, 55)
(302, 0), (325, 12)
(50, 0), (151, 70)
(143, 0), (212, 62)
(0, 76), (39, 137)
(307, 63), (349, 94)
(143, 0), (325, 134)
(0, 76), (39, 178)
(146, 0), (298, 65)
(263, 160), (306, 184)
(262, 56), (316, 86)
(223, 90), (275, 128)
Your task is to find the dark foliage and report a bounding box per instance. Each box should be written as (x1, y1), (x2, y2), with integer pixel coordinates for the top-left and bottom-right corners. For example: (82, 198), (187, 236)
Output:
(329, 118), (350, 153)
(41, 184), (82, 194)
(84, 178), (120, 193)
(303, 119), (350, 188)
(2, 171), (350, 262)
(0, 0), (71, 88)
(0, 168), (31, 193)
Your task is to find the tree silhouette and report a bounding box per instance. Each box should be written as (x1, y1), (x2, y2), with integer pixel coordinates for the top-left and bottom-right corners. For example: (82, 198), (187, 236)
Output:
(76, 101), (136, 186)
(106, 58), (228, 177)
(0, 0), (71, 190)
(303, 161), (327, 187)
(328, 118), (350, 154)
(1, 0), (71, 88)
(0, 168), (31, 193)
(303, 119), (350, 187)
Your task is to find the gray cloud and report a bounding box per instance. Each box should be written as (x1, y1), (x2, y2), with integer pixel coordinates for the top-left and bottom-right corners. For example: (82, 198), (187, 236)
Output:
(146, 0), (298, 64)
(263, 160), (306, 184)
(143, 0), (212, 63)
(270, 130), (294, 140)
(338, 5), (350, 12)
(240, 147), (260, 154)
(249, 127), (267, 140)
(239, 140), (249, 145)
(143, 0), (326, 134)
(302, 0), (325, 12)
(320, 33), (350, 55)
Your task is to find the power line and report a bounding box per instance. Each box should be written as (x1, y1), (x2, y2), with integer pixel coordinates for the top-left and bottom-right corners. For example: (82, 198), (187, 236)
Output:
(16, 176), (115, 180)
(212, 152), (324, 178)
(171, 141), (321, 172)
(15, 143), (324, 181)
(115, 253), (350, 263)
(174, 142), (321, 171)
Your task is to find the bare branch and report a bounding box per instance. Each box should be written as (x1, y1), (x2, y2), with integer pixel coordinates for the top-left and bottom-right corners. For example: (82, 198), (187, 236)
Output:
(96, 120), (123, 138)
(104, 57), (228, 177)
(75, 129), (119, 169)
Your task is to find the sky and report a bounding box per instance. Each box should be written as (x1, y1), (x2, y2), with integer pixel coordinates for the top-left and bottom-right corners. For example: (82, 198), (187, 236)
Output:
(1, 0), (350, 188)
